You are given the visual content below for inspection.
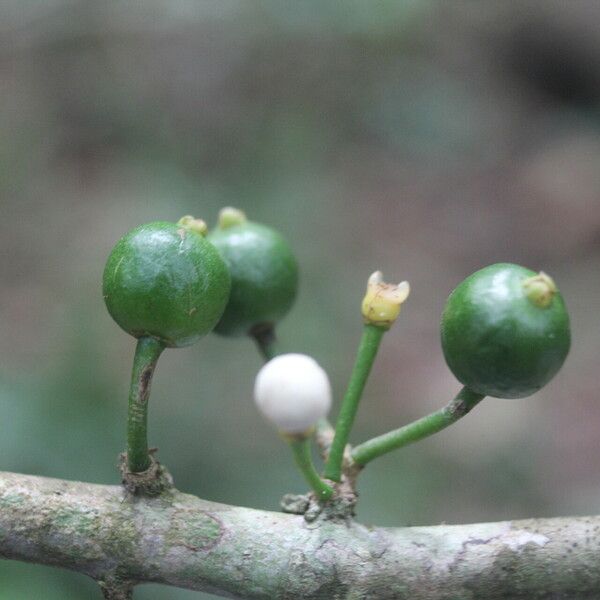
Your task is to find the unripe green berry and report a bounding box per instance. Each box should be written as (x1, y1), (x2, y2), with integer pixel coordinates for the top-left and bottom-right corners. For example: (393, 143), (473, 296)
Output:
(103, 221), (231, 347)
(441, 263), (570, 398)
(207, 208), (299, 337)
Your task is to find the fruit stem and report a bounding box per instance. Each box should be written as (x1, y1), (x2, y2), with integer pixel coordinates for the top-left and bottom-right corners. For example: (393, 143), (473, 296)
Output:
(351, 386), (485, 466)
(287, 435), (334, 502)
(324, 324), (385, 482)
(250, 323), (281, 362)
(127, 336), (165, 473)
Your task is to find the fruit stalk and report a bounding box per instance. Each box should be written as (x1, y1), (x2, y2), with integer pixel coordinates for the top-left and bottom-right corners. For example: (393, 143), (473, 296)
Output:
(127, 336), (165, 473)
(250, 323), (280, 361)
(287, 435), (334, 501)
(351, 386), (484, 466)
(324, 324), (385, 482)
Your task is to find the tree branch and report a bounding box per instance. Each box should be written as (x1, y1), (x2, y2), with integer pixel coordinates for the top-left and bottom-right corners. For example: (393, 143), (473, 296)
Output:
(1, 470), (599, 599)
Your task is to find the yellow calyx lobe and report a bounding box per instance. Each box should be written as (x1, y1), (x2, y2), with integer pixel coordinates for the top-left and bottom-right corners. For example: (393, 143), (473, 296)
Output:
(177, 215), (208, 236)
(217, 206), (247, 229)
(361, 271), (410, 329)
(522, 271), (557, 309)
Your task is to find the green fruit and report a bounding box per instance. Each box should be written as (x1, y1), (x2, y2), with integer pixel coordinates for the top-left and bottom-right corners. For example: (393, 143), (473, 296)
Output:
(207, 208), (299, 337)
(441, 263), (570, 398)
(103, 221), (231, 347)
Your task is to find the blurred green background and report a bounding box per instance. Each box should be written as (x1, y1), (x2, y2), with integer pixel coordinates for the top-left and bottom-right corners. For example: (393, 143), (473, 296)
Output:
(2, 1), (600, 598)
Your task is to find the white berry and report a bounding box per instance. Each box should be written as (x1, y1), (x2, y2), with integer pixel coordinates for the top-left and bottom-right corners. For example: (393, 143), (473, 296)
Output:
(254, 353), (332, 434)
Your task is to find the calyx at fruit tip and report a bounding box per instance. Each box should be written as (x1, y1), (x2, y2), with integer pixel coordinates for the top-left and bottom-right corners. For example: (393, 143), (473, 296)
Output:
(177, 215), (208, 236)
(217, 207), (247, 229)
(522, 271), (557, 309)
(361, 271), (410, 329)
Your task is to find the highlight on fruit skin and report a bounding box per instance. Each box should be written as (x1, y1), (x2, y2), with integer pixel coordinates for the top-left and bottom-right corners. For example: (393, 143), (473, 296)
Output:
(254, 353), (332, 434)
(103, 220), (231, 348)
(440, 263), (570, 399)
(207, 207), (299, 337)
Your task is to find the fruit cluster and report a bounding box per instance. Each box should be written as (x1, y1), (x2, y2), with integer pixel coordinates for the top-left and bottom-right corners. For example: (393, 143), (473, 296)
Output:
(103, 208), (298, 346)
(102, 209), (570, 501)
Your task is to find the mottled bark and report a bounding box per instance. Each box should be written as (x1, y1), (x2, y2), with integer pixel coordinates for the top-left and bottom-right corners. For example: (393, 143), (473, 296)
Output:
(1, 470), (599, 599)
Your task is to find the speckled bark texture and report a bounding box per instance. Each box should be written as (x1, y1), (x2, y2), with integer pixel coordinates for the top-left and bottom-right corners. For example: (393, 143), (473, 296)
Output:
(1, 470), (600, 599)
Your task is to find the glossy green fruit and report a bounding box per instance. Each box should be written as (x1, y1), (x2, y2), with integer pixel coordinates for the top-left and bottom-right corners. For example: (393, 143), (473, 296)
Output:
(103, 221), (231, 347)
(441, 263), (570, 398)
(207, 209), (299, 337)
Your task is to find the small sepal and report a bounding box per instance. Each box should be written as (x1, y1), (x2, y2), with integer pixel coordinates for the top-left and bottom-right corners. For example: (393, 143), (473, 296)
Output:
(361, 271), (410, 329)
(522, 271), (557, 309)
(177, 215), (208, 236)
(217, 206), (247, 229)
